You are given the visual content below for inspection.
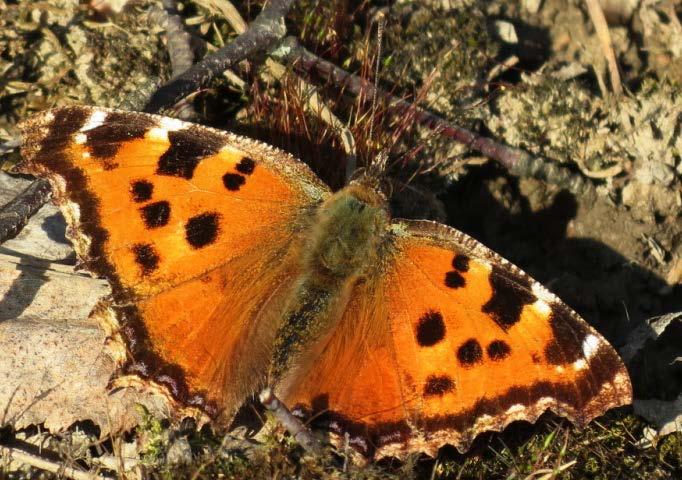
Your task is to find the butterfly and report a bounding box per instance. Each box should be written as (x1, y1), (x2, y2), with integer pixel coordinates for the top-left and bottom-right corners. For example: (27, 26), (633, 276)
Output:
(18, 106), (632, 459)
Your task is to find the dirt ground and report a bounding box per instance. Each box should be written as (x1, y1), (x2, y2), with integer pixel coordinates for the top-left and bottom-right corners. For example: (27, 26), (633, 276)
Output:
(0, 0), (681, 478)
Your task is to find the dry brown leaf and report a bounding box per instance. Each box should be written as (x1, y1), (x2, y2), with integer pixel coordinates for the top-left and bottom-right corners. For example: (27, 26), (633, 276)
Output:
(0, 174), (171, 436)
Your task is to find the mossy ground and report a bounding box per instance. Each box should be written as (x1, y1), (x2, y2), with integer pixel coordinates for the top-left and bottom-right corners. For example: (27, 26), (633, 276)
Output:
(1, 0), (681, 478)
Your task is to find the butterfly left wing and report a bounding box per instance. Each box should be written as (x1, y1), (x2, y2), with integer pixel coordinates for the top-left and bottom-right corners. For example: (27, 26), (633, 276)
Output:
(278, 219), (632, 459)
(18, 106), (331, 418)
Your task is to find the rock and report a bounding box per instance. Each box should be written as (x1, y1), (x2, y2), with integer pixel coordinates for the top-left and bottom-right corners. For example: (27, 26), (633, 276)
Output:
(166, 437), (193, 466)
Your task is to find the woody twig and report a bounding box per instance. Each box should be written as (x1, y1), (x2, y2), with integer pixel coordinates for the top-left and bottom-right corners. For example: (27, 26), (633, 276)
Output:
(0, 177), (52, 244)
(160, 0), (195, 77)
(144, 0), (299, 113)
(259, 388), (323, 455)
(271, 37), (596, 197)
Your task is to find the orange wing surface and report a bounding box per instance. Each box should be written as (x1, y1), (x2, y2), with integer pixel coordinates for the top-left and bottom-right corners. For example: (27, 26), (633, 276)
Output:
(20, 106), (330, 416)
(278, 220), (632, 459)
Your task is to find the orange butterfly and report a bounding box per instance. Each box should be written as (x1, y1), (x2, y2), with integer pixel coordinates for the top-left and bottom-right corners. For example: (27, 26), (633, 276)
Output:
(19, 106), (631, 459)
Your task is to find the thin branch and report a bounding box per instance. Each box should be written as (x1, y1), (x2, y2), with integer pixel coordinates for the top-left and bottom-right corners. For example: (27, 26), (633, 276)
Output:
(0, 178), (52, 244)
(272, 37), (596, 197)
(144, 0), (299, 113)
(0, 444), (112, 480)
(259, 388), (323, 455)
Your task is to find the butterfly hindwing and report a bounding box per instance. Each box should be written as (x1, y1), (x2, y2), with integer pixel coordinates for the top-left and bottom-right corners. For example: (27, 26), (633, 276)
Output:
(19, 106), (331, 415)
(278, 219), (632, 459)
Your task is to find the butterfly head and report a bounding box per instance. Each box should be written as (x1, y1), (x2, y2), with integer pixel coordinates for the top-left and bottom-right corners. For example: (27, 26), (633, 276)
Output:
(346, 150), (391, 197)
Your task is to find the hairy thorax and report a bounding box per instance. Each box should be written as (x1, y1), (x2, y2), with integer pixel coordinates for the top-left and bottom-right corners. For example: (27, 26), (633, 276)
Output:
(271, 182), (390, 376)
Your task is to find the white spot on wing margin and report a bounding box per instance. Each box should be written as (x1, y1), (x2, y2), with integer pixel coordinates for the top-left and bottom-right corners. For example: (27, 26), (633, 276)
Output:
(79, 110), (107, 132)
(533, 298), (551, 316)
(582, 334), (600, 359)
(158, 116), (185, 131)
(145, 115), (186, 143)
(532, 282), (558, 304)
(573, 359), (587, 370)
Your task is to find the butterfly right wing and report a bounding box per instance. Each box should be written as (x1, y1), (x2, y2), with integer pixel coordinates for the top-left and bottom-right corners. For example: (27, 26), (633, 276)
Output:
(278, 220), (631, 459)
(20, 106), (331, 417)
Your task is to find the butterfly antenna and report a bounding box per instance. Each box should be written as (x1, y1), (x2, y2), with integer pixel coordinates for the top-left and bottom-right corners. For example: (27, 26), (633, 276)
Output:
(368, 10), (386, 147)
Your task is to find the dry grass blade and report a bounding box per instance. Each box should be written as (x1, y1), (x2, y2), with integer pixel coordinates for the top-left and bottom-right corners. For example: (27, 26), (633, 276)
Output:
(524, 459), (577, 480)
(194, 0), (248, 33)
(585, 0), (623, 96)
(0, 444), (112, 480)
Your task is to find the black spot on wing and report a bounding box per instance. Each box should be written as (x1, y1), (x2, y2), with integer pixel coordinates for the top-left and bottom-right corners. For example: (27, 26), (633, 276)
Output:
(487, 340), (511, 360)
(85, 111), (156, 159)
(131, 180), (153, 202)
(457, 339), (483, 366)
(236, 157), (255, 174)
(415, 311), (446, 347)
(132, 243), (159, 275)
(543, 302), (589, 365)
(140, 201), (170, 228)
(223, 173), (245, 191)
(444, 270), (465, 288)
(185, 212), (220, 249)
(452, 254), (469, 272)
(157, 126), (225, 179)
(482, 265), (536, 331)
(423, 375), (455, 397)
